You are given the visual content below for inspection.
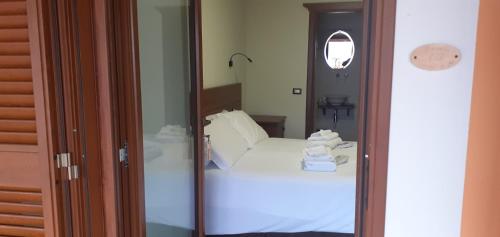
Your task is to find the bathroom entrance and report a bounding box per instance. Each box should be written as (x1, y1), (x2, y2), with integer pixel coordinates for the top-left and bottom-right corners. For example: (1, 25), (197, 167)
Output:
(305, 6), (363, 141)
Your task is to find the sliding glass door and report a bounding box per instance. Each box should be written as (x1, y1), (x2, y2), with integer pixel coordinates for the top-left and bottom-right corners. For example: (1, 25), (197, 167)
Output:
(136, 0), (196, 236)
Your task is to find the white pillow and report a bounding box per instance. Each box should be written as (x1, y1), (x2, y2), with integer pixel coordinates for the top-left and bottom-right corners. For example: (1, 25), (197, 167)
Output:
(221, 110), (269, 148)
(204, 116), (248, 170)
(205, 110), (228, 121)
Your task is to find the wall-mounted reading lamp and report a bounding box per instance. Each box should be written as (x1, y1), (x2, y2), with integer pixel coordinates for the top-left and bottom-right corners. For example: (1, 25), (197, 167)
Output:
(229, 53), (253, 68)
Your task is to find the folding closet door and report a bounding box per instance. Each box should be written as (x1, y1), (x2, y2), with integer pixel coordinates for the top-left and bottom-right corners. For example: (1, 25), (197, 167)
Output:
(0, 0), (62, 236)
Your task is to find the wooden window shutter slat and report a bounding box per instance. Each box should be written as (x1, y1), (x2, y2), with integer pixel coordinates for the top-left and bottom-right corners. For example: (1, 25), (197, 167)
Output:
(0, 202), (43, 216)
(0, 224), (44, 237)
(0, 82), (33, 94)
(0, 213), (44, 228)
(0, 2), (27, 15)
(0, 28), (29, 42)
(0, 42), (30, 55)
(0, 94), (35, 107)
(0, 15), (28, 29)
(0, 132), (37, 145)
(0, 107), (36, 120)
(0, 55), (31, 68)
(0, 190), (42, 204)
(0, 120), (36, 133)
(0, 69), (32, 81)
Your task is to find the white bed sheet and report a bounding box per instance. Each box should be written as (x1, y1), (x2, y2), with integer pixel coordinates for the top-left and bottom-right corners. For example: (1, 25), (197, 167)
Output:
(144, 135), (195, 230)
(144, 138), (357, 235)
(205, 138), (357, 234)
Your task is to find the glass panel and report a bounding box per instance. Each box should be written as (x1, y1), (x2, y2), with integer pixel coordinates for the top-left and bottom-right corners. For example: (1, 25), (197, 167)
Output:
(137, 0), (194, 236)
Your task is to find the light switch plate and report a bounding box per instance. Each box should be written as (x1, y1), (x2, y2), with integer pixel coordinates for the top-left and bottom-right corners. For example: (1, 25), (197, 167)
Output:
(292, 88), (302, 95)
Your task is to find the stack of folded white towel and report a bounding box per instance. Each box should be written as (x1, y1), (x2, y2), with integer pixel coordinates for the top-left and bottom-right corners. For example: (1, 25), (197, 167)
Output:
(303, 146), (336, 172)
(156, 125), (188, 142)
(302, 130), (343, 172)
(307, 129), (343, 149)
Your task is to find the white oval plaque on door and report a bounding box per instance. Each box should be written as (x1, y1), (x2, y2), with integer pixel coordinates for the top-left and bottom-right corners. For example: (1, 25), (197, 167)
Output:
(410, 44), (461, 71)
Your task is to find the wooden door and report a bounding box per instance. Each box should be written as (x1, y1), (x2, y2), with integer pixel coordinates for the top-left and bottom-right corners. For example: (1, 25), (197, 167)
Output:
(0, 0), (64, 236)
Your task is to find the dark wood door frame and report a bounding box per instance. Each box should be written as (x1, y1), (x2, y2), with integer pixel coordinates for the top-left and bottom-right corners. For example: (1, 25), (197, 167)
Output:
(192, 0), (206, 235)
(360, 0), (396, 237)
(304, 1), (396, 237)
(51, 0), (125, 236)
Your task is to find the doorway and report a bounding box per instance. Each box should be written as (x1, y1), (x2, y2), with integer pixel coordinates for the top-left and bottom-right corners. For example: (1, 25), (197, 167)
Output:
(112, 0), (397, 237)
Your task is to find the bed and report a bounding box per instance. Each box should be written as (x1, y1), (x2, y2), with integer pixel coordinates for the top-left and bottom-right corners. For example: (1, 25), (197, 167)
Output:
(143, 83), (357, 236)
(144, 137), (357, 235)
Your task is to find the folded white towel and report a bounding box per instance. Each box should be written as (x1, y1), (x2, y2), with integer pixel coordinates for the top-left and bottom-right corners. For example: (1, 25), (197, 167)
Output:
(307, 132), (339, 141)
(303, 160), (336, 172)
(156, 125), (187, 140)
(335, 155), (349, 165)
(310, 129), (335, 137)
(307, 137), (343, 149)
(304, 154), (334, 162)
(336, 141), (354, 149)
(304, 146), (330, 157)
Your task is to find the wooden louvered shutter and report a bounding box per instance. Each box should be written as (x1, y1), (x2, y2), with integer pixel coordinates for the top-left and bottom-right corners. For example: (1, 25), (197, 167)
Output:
(0, 1), (61, 237)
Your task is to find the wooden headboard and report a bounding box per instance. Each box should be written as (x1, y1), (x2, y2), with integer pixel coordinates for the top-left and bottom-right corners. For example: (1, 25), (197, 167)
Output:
(201, 83), (242, 118)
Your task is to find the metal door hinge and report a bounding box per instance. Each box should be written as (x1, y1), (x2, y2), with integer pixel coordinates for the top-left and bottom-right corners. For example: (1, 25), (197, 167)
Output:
(68, 165), (79, 180)
(119, 143), (129, 167)
(56, 153), (79, 181)
(56, 153), (70, 168)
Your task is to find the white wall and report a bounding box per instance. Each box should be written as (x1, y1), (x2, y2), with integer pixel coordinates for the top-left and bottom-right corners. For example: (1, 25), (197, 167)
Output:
(242, 0), (359, 138)
(201, 0), (246, 89)
(138, 0), (190, 134)
(138, 0), (166, 133)
(201, 0), (358, 138)
(385, 1), (479, 237)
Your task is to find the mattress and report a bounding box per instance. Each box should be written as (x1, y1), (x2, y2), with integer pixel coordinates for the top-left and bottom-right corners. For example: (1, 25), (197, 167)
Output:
(144, 137), (357, 235)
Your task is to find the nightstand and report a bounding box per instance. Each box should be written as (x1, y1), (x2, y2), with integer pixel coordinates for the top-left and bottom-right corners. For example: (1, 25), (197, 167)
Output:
(250, 115), (286, 138)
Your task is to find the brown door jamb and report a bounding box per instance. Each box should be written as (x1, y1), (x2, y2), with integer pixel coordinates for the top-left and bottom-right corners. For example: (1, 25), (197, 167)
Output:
(361, 0), (396, 237)
(52, 0), (125, 235)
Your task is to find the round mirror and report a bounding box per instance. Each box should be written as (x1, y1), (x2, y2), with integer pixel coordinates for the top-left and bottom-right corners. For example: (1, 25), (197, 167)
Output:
(324, 30), (355, 70)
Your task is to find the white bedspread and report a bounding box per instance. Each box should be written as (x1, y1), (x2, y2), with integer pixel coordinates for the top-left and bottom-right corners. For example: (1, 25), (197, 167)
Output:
(205, 138), (357, 234)
(144, 138), (357, 235)
(144, 135), (195, 230)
